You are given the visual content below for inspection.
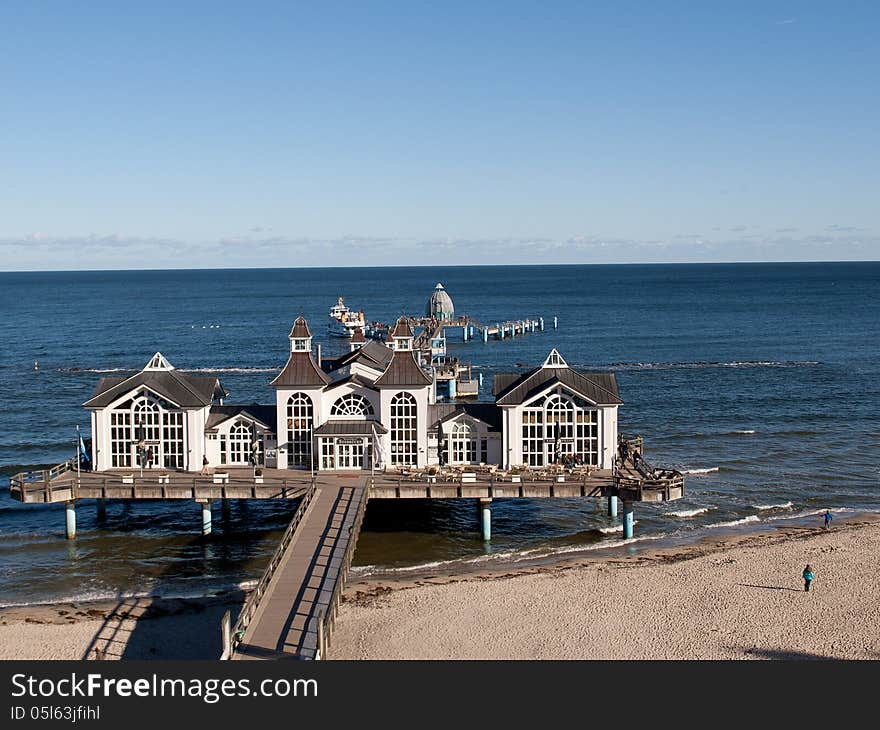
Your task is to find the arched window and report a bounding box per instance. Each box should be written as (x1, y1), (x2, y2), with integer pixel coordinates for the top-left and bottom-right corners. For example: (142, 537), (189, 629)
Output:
(450, 421), (477, 464)
(287, 393), (313, 468)
(133, 399), (161, 443)
(330, 393), (374, 417)
(390, 392), (417, 465)
(520, 390), (600, 467)
(229, 422), (251, 464)
(545, 394), (574, 463)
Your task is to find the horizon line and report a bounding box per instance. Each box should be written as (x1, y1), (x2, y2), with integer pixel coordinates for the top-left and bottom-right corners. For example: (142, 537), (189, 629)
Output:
(2, 259), (879, 275)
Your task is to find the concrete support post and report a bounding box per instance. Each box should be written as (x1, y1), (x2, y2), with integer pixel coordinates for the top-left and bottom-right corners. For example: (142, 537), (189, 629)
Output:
(540, 317), (545, 331)
(65, 500), (77, 540)
(553, 315), (558, 329)
(498, 323), (503, 339)
(607, 494), (618, 518)
(96, 498), (107, 522)
(221, 498), (231, 522)
(463, 326), (468, 341)
(622, 501), (634, 539)
(480, 498), (492, 541)
(200, 500), (213, 536)
(478, 372), (484, 388)
(448, 378), (457, 399)
(483, 327), (488, 342)
(469, 325), (475, 339)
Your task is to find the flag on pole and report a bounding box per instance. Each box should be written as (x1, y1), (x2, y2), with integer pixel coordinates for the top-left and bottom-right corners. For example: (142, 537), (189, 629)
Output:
(79, 435), (90, 466)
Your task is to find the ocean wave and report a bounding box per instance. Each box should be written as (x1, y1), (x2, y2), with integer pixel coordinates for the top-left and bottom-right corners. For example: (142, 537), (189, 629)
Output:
(684, 467), (720, 474)
(752, 502), (793, 511)
(606, 360), (819, 371)
(732, 430), (756, 435)
(764, 507), (851, 522)
(58, 367), (132, 373)
(351, 533), (666, 577)
(188, 367), (279, 373)
(59, 366), (279, 374)
(665, 507), (711, 518)
(707, 515), (761, 529)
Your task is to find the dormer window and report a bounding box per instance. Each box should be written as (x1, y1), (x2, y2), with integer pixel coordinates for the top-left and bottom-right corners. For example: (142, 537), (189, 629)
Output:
(394, 337), (412, 351)
(292, 338), (310, 352)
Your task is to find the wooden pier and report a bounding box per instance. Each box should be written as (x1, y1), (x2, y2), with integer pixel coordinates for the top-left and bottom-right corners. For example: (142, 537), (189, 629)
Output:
(10, 440), (683, 660)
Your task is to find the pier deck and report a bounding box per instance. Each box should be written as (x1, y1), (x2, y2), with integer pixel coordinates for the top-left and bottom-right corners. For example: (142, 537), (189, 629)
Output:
(231, 483), (367, 660)
(10, 463), (682, 505)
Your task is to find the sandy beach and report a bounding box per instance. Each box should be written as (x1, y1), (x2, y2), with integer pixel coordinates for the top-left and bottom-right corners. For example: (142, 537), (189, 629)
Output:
(2, 517), (878, 660)
(331, 516), (880, 660)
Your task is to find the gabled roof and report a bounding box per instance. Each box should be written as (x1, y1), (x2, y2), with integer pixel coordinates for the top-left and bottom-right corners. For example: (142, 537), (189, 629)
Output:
(323, 372), (376, 391)
(389, 316), (414, 339)
(429, 403), (502, 432)
(373, 350), (433, 387)
(205, 404), (277, 431)
(84, 369), (224, 409)
(494, 367), (622, 406)
(271, 352), (331, 387)
(288, 316), (312, 339)
(351, 328), (366, 344)
(326, 339), (394, 372)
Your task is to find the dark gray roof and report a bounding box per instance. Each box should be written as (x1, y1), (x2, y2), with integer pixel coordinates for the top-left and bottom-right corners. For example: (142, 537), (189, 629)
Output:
(288, 316), (312, 338)
(324, 372), (376, 391)
(327, 340), (394, 372)
(84, 370), (223, 409)
(314, 420), (388, 435)
(494, 368), (622, 406)
(205, 404), (277, 431)
(374, 350), (433, 387)
(429, 403), (502, 432)
(389, 317), (414, 339)
(492, 373), (520, 396)
(271, 352), (331, 387)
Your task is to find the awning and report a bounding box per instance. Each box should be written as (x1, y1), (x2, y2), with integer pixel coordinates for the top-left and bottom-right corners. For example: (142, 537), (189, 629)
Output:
(314, 420), (388, 436)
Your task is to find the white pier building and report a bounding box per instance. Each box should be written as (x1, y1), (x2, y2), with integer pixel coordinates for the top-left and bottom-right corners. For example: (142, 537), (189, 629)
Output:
(84, 316), (620, 473)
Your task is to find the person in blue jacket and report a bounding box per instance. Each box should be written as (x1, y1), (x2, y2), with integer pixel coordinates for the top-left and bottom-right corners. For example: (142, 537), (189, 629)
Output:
(824, 511), (833, 529)
(803, 564), (814, 592)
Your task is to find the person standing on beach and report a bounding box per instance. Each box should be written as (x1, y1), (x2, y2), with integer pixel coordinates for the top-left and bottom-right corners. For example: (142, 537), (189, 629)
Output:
(803, 564), (814, 592)
(824, 511), (833, 530)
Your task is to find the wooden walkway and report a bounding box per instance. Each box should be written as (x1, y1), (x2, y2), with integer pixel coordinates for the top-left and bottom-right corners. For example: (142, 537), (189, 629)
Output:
(231, 484), (368, 660)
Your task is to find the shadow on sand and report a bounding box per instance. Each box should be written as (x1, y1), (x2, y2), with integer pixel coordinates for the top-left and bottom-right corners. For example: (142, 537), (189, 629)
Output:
(736, 583), (803, 593)
(80, 497), (299, 660)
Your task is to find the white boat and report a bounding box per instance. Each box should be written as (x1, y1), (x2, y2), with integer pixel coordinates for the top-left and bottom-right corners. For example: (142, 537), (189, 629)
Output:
(328, 296), (366, 338)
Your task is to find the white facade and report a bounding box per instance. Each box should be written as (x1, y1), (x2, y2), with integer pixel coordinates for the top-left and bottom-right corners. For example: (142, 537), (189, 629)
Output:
(84, 329), (620, 474)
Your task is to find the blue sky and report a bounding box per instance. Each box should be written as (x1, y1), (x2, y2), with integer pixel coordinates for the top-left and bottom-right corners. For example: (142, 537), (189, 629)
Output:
(1, 1), (877, 270)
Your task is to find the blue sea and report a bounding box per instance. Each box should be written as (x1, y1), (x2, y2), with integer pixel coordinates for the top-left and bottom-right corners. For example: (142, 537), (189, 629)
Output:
(0, 263), (878, 606)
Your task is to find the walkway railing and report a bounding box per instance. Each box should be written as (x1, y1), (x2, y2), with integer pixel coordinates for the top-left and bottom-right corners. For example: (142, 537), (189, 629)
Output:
(225, 479), (319, 657)
(316, 487), (369, 660)
(10, 471), (307, 503)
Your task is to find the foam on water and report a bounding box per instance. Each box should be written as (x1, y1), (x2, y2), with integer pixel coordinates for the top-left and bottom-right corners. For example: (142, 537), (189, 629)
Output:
(665, 507), (711, 518)
(707, 515), (761, 529)
(752, 502), (793, 510)
(684, 467), (720, 474)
